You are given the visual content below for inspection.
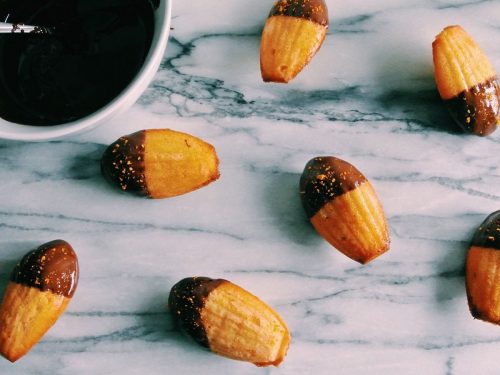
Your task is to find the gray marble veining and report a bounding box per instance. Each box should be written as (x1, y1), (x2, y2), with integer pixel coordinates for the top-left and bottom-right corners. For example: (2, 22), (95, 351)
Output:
(0, 0), (500, 374)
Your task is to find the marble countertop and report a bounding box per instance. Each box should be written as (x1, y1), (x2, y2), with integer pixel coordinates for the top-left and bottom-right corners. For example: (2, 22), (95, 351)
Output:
(1, 0), (500, 374)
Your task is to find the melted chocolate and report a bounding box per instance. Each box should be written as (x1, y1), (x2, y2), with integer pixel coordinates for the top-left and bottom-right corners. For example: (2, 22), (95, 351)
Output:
(444, 77), (500, 136)
(101, 130), (148, 196)
(471, 211), (500, 250)
(168, 277), (226, 348)
(269, 0), (329, 27)
(10, 239), (79, 297)
(300, 156), (367, 218)
(0, 0), (154, 125)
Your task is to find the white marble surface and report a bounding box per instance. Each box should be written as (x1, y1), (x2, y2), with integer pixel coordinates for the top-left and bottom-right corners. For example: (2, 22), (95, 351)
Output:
(1, 0), (500, 374)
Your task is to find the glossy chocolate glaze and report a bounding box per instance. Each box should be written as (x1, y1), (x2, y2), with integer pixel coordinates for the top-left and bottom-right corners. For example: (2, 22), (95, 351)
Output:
(445, 77), (500, 136)
(300, 156), (367, 218)
(471, 210), (500, 250)
(168, 277), (227, 348)
(10, 240), (79, 297)
(101, 130), (149, 196)
(269, 0), (329, 27)
(0, 0), (154, 125)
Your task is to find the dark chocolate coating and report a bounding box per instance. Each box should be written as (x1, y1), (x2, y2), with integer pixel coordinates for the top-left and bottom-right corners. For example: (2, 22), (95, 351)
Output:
(168, 277), (227, 348)
(10, 240), (79, 297)
(471, 211), (500, 250)
(300, 156), (367, 218)
(0, 0), (154, 125)
(269, 0), (329, 27)
(101, 130), (149, 196)
(444, 77), (500, 136)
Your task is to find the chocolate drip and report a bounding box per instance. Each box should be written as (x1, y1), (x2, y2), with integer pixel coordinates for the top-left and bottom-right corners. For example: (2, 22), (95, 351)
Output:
(269, 0), (329, 27)
(300, 156), (367, 218)
(168, 277), (226, 348)
(101, 130), (148, 196)
(444, 77), (500, 136)
(10, 240), (79, 297)
(471, 211), (500, 250)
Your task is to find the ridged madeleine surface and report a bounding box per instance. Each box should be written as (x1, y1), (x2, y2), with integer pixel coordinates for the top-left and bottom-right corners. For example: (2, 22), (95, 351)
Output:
(433, 25), (500, 136)
(169, 277), (290, 366)
(0, 240), (78, 362)
(300, 156), (390, 264)
(310, 182), (389, 264)
(260, 0), (328, 83)
(101, 129), (220, 199)
(0, 284), (70, 362)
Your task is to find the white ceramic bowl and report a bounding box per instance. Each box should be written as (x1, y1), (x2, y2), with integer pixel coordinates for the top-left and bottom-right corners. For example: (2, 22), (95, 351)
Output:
(0, 0), (172, 141)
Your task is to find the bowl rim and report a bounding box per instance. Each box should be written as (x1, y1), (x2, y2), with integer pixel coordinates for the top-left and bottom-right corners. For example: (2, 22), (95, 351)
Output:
(0, 0), (173, 141)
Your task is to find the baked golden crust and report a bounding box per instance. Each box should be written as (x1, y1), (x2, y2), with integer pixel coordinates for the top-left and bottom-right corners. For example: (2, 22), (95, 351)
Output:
(0, 283), (70, 362)
(300, 157), (390, 264)
(260, 15), (327, 83)
(101, 129), (220, 199)
(169, 277), (290, 366)
(144, 129), (220, 199)
(433, 25), (496, 99)
(433, 26), (500, 136)
(466, 246), (500, 324)
(310, 181), (390, 264)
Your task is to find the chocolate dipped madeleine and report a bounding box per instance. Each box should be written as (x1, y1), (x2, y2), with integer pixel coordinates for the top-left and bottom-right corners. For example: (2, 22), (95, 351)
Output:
(433, 25), (500, 136)
(260, 0), (328, 83)
(101, 129), (220, 199)
(466, 211), (500, 324)
(300, 157), (390, 264)
(169, 277), (290, 367)
(0, 240), (79, 362)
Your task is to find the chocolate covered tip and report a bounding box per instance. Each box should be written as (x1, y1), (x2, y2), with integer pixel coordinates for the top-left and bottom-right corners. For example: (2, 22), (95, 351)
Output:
(471, 211), (500, 250)
(101, 130), (148, 196)
(10, 240), (79, 298)
(299, 156), (367, 218)
(168, 277), (227, 348)
(444, 78), (500, 136)
(269, 0), (329, 27)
